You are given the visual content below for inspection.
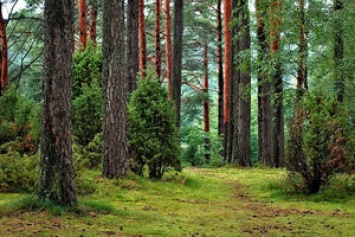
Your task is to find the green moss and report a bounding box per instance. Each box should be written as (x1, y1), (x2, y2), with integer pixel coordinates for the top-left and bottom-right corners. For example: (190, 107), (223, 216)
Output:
(0, 168), (354, 237)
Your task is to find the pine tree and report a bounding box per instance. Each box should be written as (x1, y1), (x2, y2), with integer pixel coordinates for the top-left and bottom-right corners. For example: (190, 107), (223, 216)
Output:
(39, 0), (77, 206)
(102, 0), (129, 178)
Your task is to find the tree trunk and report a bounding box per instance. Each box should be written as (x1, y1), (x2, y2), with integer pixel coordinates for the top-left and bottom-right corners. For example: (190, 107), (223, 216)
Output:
(102, 0), (129, 178)
(296, 0), (307, 103)
(223, 0), (232, 162)
(165, 0), (173, 99)
(138, 0), (147, 77)
(89, 0), (98, 43)
(155, 0), (162, 78)
(0, 2), (8, 94)
(171, 0), (183, 128)
(39, 0), (77, 206)
(270, 0), (284, 168)
(237, 0), (252, 167)
(203, 42), (210, 163)
(78, 0), (87, 49)
(231, 0), (240, 164)
(334, 0), (344, 103)
(216, 0), (224, 137)
(128, 0), (139, 92)
(256, 0), (272, 166)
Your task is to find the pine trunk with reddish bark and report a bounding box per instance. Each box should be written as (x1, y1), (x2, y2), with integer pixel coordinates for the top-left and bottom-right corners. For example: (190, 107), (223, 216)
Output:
(78, 0), (87, 49)
(216, 0), (224, 137)
(223, 0), (233, 162)
(89, 0), (97, 43)
(0, 2), (8, 94)
(139, 0), (147, 77)
(165, 0), (173, 99)
(155, 0), (162, 78)
(203, 42), (210, 163)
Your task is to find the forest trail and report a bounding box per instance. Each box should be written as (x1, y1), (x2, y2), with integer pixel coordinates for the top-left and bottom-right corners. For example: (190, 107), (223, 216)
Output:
(0, 168), (354, 236)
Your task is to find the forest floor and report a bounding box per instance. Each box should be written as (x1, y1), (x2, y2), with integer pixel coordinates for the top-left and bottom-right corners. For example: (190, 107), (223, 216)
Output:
(0, 167), (354, 237)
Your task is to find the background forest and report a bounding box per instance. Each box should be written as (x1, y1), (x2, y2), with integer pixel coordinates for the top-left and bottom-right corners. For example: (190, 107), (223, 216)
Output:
(0, 0), (354, 235)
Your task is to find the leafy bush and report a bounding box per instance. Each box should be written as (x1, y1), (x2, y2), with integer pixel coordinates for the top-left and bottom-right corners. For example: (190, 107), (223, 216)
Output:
(72, 82), (102, 145)
(286, 91), (350, 194)
(72, 43), (102, 97)
(180, 126), (223, 167)
(72, 44), (103, 146)
(0, 152), (39, 192)
(128, 73), (181, 179)
(0, 86), (40, 154)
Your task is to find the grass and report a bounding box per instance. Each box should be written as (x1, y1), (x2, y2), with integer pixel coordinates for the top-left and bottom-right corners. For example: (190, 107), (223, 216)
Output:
(0, 167), (354, 236)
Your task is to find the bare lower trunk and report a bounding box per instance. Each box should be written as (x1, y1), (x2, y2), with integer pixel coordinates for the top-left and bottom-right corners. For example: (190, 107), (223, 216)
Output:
(128, 0), (139, 92)
(78, 0), (87, 49)
(138, 0), (147, 77)
(102, 0), (129, 178)
(39, 0), (77, 206)
(89, 0), (98, 43)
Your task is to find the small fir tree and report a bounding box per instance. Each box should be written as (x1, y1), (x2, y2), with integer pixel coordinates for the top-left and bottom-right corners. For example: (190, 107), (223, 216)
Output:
(128, 72), (180, 179)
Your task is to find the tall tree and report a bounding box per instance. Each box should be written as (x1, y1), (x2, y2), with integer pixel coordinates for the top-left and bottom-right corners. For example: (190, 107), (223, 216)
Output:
(138, 0), (147, 77)
(171, 0), (184, 127)
(256, 0), (272, 166)
(89, 0), (98, 43)
(216, 0), (224, 136)
(128, 0), (139, 92)
(334, 0), (344, 103)
(155, 0), (162, 77)
(0, 1), (8, 94)
(38, 0), (77, 205)
(203, 42), (210, 163)
(270, 0), (284, 167)
(237, 0), (252, 167)
(78, 0), (88, 49)
(102, 0), (128, 178)
(223, 0), (232, 162)
(165, 0), (173, 99)
(296, 0), (307, 102)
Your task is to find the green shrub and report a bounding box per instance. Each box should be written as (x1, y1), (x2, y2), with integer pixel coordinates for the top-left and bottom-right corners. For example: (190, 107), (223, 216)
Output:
(287, 91), (350, 194)
(72, 82), (102, 145)
(128, 72), (181, 179)
(0, 86), (40, 154)
(0, 152), (39, 193)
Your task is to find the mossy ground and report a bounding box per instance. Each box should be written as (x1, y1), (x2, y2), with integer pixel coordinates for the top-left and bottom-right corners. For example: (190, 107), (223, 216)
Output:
(0, 168), (354, 236)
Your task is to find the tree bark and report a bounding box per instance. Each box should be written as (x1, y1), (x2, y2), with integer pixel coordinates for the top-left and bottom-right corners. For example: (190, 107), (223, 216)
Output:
(216, 0), (224, 137)
(155, 0), (162, 78)
(78, 0), (87, 49)
(171, 0), (184, 128)
(138, 0), (147, 77)
(334, 0), (344, 103)
(39, 0), (77, 206)
(0, 2), (8, 94)
(128, 0), (139, 92)
(270, 0), (284, 167)
(296, 0), (307, 103)
(237, 0), (252, 167)
(203, 42), (210, 163)
(89, 0), (98, 43)
(223, 0), (232, 162)
(165, 0), (173, 99)
(256, 0), (272, 166)
(102, 0), (129, 178)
